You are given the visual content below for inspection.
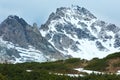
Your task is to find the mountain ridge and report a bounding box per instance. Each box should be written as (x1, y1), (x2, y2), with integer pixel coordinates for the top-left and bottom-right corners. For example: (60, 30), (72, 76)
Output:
(0, 5), (120, 63)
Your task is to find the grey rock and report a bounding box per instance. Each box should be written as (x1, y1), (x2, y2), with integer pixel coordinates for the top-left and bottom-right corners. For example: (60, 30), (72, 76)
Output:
(52, 33), (79, 52)
(106, 24), (120, 33)
(0, 15), (68, 63)
(96, 41), (108, 51)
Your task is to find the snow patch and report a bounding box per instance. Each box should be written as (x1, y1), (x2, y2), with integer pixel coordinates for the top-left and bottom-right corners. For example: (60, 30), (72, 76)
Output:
(75, 68), (103, 74)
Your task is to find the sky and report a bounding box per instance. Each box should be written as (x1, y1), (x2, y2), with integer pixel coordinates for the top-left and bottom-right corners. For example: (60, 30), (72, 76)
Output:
(0, 0), (120, 27)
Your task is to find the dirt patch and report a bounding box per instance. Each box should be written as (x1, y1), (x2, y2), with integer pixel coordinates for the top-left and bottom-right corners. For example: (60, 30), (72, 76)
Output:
(106, 58), (120, 73)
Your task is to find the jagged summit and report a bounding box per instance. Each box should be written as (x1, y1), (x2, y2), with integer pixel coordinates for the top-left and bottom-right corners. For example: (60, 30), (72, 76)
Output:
(40, 5), (96, 31)
(6, 15), (28, 27)
(55, 5), (96, 19)
(7, 15), (18, 19)
(0, 15), (30, 47)
(7, 15), (20, 19)
(40, 6), (120, 60)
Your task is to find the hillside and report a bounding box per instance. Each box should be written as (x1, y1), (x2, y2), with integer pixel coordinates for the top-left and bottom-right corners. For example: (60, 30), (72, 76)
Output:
(85, 52), (120, 73)
(0, 52), (120, 80)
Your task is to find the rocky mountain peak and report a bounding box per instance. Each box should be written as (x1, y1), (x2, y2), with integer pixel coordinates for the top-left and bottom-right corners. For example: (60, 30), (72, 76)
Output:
(55, 5), (96, 20)
(0, 15), (67, 63)
(6, 15), (28, 27)
(40, 6), (96, 31)
(40, 6), (120, 60)
(0, 15), (30, 47)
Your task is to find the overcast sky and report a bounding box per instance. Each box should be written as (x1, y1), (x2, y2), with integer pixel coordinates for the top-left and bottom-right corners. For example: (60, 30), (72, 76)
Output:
(0, 0), (120, 26)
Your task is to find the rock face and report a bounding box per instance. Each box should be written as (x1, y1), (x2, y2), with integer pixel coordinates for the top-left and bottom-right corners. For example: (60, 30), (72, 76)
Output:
(0, 15), (67, 63)
(40, 5), (120, 60)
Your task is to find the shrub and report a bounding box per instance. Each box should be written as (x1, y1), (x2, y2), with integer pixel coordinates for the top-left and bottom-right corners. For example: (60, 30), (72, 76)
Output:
(65, 58), (80, 64)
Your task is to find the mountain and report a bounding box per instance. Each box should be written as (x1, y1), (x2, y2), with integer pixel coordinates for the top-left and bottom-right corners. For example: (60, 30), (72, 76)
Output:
(0, 5), (120, 63)
(40, 5), (120, 60)
(0, 15), (67, 63)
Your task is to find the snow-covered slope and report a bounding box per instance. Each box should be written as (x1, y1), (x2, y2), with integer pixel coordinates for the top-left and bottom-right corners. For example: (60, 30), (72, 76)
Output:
(0, 37), (48, 63)
(40, 5), (120, 60)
